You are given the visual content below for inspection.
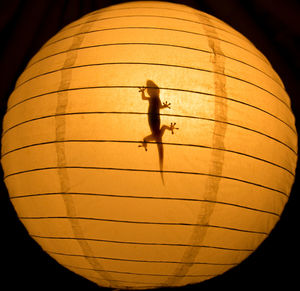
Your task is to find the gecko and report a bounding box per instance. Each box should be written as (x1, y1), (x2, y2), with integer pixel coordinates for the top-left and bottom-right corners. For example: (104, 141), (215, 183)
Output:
(138, 80), (178, 185)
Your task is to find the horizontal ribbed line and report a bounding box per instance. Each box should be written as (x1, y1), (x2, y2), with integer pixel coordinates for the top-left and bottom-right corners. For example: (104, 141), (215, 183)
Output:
(20, 216), (268, 235)
(47, 250), (238, 265)
(11, 191), (280, 217)
(1, 139), (294, 178)
(4, 166), (289, 198)
(85, 278), (161, 286)
(14, 61), (290, 110)
(83, 275), (159, 288)
(51, 13), (266, 64)
(37, 26), (270, 82)
(84, 278), (158, 289)
(83, 275), (166, 288)
(23, 42), (283, 89)
(64, 263), (216, 277)
(30, 234), (256, 251)
(54, 13), (252, 50)
(81, 5), (236, 36)
(84, 276), (161, 286)
(1, 112), (297, 159)
(5, 85), (296, 135)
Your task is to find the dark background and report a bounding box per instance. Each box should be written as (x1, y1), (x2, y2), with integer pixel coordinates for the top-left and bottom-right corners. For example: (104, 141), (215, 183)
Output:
(0, 0), (299, 290)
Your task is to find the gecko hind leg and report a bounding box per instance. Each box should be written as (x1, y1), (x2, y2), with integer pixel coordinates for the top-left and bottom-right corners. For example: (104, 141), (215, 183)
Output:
(160, 123), (179, 136)
(138, 134), (155, 151)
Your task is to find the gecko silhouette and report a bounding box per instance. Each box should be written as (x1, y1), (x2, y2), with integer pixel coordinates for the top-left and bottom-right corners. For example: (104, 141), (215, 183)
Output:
(139, 80), (178, 184)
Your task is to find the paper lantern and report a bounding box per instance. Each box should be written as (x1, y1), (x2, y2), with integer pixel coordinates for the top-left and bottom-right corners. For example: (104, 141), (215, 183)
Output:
(1, 1), (297, 289)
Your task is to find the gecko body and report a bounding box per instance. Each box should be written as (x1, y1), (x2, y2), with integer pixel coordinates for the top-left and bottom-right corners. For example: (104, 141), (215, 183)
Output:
(139, 80), (178, 184)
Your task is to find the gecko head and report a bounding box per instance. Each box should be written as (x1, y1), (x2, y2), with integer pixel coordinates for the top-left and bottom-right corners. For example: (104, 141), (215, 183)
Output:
(146, 80), (160, 98)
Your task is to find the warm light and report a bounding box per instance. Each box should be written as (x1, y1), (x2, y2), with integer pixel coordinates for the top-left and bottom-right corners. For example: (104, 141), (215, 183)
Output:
(1, 1), (297, 289)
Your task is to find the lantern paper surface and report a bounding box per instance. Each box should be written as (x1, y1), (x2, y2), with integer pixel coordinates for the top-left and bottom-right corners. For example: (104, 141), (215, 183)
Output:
(1, 1), (297, 289)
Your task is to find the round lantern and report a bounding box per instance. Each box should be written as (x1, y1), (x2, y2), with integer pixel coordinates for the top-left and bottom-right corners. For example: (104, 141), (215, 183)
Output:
(1, 1), (297, 290)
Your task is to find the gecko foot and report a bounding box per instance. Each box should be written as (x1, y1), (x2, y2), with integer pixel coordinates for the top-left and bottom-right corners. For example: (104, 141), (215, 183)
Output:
(138, 143), (148, 151)
(170, 122), (179, 134)
(163, 101), (171, 109)
(138, 86), (146, 93)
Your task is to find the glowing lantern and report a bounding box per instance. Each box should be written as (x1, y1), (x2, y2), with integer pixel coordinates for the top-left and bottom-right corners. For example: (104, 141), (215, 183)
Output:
(1, 1), (297, 289)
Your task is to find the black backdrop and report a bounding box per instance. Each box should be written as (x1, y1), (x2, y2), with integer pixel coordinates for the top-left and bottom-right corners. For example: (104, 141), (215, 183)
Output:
(1, 0), (299, 290)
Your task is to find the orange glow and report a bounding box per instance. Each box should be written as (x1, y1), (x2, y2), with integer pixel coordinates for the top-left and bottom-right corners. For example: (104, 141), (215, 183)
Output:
(1, 1), (297, 289)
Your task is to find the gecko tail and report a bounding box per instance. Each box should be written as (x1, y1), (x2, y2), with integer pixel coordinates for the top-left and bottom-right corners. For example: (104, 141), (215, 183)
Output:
(157, 141), (165, 185)
(160, 167), (165, 186)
